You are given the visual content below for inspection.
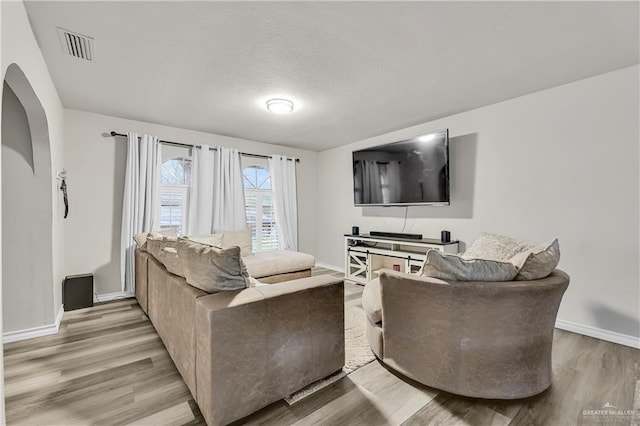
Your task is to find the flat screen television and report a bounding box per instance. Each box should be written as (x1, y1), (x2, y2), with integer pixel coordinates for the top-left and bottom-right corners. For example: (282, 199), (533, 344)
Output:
(352, 129), (449, 206)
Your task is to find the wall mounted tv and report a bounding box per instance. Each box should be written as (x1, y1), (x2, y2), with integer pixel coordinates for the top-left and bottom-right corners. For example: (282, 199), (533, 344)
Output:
(352, 129), (449, 206)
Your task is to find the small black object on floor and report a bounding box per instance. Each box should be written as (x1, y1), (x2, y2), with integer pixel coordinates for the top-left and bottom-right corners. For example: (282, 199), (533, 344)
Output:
(63, 273), (94, 311)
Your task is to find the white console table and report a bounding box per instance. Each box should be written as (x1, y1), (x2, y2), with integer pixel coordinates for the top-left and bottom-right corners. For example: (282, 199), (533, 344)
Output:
(344, 234), (459, 285)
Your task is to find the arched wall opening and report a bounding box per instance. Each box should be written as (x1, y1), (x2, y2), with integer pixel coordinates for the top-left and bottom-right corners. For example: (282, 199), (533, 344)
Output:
(1, 63), (54, 332)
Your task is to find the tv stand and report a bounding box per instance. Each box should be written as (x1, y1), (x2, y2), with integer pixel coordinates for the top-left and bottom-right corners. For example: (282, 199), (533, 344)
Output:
(344, 234), (459, 285)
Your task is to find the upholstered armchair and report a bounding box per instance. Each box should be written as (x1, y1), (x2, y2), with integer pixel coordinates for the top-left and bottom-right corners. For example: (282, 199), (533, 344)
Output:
(363, 268), (570, 399)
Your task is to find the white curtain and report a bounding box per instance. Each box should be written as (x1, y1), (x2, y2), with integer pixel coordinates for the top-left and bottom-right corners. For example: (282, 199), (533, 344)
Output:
(187, 145), (246, 234)
(121, 132), (161, 292)
(186, 144), (215, 235)
(213, 146), (246, 231)
(269, 155), (298, 251)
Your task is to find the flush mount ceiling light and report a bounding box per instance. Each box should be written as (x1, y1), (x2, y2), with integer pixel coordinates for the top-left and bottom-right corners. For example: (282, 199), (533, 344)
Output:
(266, 98), (294, 114)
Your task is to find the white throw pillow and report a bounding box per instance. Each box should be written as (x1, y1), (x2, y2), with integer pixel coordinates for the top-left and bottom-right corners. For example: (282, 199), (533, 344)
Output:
(463, 232), (533, 261)
(510, 239), (560, 281)
(422, 249), (519, 281)
(215, 227), (253, 257)
(177, 238), (250, 293)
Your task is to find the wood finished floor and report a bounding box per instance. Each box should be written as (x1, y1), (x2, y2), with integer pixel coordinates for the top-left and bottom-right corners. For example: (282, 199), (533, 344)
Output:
(4, 268), (639, 426)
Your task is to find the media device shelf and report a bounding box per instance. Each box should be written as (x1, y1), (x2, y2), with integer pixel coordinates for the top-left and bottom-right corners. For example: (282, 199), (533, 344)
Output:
(344, 234), (459, 285)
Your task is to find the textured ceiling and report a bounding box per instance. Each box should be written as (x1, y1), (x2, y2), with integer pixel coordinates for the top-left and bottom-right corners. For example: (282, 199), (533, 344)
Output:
(23, 1), (639, 151)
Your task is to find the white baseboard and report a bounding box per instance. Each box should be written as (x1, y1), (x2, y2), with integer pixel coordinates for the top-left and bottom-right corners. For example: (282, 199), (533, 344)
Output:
(94, 291), (135, 303)
(3, 304), (64, 344)
(555, 319), (640, 349)
(316, 262), (345, 273)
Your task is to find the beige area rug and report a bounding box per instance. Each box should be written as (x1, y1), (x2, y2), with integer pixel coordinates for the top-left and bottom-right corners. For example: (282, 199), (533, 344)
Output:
(284, 274), (376, 405)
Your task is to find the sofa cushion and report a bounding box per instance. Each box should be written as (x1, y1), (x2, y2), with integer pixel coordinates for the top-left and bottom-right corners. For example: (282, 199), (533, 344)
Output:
(157, 247), (185, 277)
(511, 239), (560, 281)
(242, 250), (315, 279)
(362, 278), (382, 324)
(177, 238), (250, 293)
(216, 227), (252, 257)
(463, 232), (533, 261)
(422, 249), (519, 281)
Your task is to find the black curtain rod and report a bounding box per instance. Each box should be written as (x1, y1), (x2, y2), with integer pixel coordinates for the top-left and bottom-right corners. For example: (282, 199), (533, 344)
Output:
(109, 131), (299, 162)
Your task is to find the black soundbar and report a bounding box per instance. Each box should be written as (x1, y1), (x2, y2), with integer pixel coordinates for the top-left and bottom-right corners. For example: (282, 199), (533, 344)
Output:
(370, 231), (423, 240)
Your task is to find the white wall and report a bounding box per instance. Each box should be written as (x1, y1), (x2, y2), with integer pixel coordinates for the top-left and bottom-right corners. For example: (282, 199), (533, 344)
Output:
(316, 65), (640, 340)
(1, 2), (65, 329)
(63, 109), (318, 296)
(1, 0), (66, 420)
(2, 83), (54, 332)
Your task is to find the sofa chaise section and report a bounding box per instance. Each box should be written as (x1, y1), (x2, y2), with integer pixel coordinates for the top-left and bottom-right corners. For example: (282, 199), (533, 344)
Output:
(242, 250), (315, 283)
(195, 276), (345, 425)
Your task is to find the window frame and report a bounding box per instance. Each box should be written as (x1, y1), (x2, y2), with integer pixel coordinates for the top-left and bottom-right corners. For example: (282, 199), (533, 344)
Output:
(157, 155), (192, 235)
(242, 159), (279, 253)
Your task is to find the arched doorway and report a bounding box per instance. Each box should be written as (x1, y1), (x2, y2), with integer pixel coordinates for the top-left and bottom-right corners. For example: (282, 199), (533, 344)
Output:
(1, 64), (54, 332)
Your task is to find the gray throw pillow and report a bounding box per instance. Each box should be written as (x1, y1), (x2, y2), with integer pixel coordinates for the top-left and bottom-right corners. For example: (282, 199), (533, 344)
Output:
(157, 247), (184, 278)
(422, 249), (519, 281)
(146, 235), (178, 262)
(187, 233), (224, 247)
(177, 238), (250, 293)
(510, 239), (560, 281)
(133, 228), (177, 251)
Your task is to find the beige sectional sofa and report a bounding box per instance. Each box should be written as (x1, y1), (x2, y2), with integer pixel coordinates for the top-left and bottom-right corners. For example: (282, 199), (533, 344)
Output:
(135, 249), (345, 425)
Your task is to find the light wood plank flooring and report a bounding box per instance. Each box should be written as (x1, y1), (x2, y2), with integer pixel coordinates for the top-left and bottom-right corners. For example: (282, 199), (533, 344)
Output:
(4, 268), (639, 425)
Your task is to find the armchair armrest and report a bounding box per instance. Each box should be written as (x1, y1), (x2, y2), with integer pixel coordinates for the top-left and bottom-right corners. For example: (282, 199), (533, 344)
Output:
(194, 275), (345, 426)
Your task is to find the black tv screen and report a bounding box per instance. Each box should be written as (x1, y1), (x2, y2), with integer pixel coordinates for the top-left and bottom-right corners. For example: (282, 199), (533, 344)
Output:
(353, 129), (449, 206)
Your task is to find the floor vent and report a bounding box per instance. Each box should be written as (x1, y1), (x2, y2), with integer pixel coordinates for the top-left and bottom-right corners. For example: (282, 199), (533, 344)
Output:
(57, 28), (95, 61)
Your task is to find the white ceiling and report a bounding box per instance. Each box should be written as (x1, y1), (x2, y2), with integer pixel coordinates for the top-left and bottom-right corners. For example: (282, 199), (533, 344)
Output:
(23, 1), (639, 151)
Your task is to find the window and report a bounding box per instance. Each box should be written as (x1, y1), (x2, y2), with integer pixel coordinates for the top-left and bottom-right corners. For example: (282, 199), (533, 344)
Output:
(158, 157), (191, 234)
(243, 166), (278, 252)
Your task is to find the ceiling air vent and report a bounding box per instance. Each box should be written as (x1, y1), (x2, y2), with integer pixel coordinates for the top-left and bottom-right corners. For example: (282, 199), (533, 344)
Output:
(57, 28), (95, 61)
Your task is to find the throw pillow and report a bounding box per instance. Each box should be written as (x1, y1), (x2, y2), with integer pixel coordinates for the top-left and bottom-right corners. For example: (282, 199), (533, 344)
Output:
(463, 232), (533, 261)
(133, 228), (177, 250)
(133, 233), (148, 249)
(157, 247), (184, 277)
(146, 234), (178, 262)
(215, 227), (253, 257)
(422, 249), (519, 281)
(187, 233), (224, 247)
(177, 238), (250, 293)
(511, 239), (560, 281)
